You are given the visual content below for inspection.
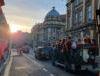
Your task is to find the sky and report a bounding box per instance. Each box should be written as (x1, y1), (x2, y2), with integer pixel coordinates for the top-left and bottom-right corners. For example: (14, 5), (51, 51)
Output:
(3, 0), (66, 32)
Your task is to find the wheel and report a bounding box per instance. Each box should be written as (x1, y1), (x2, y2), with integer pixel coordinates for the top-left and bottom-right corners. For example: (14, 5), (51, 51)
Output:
(52, 61), (56, 66)
(64, 63), (71, 72)
(35, 55), (38, 59)
(74, 65), (81, 73)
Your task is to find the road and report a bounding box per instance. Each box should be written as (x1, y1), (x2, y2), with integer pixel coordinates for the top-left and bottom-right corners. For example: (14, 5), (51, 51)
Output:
(9, 54), (74, 76)
(2, 49), (98, 76)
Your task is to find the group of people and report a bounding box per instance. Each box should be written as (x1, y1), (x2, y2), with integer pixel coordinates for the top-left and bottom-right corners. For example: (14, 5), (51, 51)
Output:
(54, 36), (97, 52)
(52, 36), (98, 64)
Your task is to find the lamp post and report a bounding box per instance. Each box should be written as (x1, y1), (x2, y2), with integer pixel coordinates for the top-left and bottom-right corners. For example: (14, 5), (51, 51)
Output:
(96, 0), (100, 56)
(96, 9), (100, 55)
(95, 0), (100, 75)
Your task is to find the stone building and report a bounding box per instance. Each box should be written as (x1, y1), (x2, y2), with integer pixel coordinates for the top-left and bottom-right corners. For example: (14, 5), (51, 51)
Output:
(66, 0), (99, 42)
(31, 23), (44, 47)
(31, 7), (66, 48)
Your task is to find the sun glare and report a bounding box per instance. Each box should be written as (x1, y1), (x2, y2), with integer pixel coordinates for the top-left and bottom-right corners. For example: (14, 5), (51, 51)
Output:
(10, 24), (18, 33)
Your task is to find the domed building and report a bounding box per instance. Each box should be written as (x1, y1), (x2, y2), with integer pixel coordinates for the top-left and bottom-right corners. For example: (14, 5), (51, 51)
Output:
(43, 7), (66, 45)
(32, 7), (66, 47)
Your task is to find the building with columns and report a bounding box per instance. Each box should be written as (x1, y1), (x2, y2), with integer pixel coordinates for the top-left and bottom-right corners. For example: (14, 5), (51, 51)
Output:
(66, 0), (99, 42)
(31, 7), (66, 48)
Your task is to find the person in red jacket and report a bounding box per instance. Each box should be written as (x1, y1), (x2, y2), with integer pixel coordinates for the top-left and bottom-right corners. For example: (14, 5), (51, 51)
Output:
(0, 41), (5, 66)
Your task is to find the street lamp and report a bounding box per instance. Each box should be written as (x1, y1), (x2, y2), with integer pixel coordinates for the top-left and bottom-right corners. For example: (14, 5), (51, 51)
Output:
(95, 1), (100, 74)
(96, 3), (100, 55)
(96, 9), (100, 32)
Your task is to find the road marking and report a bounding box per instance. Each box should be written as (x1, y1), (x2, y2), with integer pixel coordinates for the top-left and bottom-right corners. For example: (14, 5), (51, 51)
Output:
(15, 66), (28, 70)
(23, 54), (43, 67)
(50, 73), (55, 76)
(24, 54), (55, 76)
(43, 68), (48, 72)
(4, 57), (13, 76)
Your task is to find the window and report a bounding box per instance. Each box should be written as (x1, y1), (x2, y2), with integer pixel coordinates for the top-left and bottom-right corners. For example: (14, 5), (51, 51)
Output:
(67, 16), (70, 29)
(74, 12), (78, 24)
(48, 28), (51, 33)
(86, 5), (92, 22)
(79, 11), (83, 23)
(74, 0), (82, 5)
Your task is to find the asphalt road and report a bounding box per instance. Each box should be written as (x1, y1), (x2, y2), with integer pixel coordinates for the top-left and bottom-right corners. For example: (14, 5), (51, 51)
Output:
(25, 54), (98, 76)
(9, 54), (74, 76)
(3, 49), (98, 76)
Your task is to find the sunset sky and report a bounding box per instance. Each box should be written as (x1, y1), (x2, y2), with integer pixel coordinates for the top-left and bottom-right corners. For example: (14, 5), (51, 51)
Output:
(3, 0), (66, 32)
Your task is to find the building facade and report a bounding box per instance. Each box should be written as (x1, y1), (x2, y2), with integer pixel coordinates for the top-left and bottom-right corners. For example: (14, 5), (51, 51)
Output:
(66, 0), (99, 42)
(31, 7), (66, 48)
(31, 23), (44, 47)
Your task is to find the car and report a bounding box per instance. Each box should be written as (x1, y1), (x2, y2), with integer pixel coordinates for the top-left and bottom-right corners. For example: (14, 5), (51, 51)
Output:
(34, 46), (53, 60)
(23, 48), (29, 53)
(20, 46), (29, 54)
(23, 47), (29, 53)
(11, 49), (18, 56)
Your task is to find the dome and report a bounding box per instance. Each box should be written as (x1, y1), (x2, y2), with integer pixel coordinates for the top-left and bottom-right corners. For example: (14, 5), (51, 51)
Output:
(46, 7), (60, 17)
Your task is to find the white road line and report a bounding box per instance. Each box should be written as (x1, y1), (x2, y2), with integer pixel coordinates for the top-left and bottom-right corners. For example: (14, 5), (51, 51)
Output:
(24, 54), (55, 76)
(50, 73), (55, 76)
(23, 54), (43, 67)
(43, 68), (48, 72)
(15, 66), (28, 70)
(4, 57), (13, 76)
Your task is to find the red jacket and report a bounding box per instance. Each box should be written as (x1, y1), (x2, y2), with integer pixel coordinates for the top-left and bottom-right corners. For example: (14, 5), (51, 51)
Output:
(0, 41), (7, 59)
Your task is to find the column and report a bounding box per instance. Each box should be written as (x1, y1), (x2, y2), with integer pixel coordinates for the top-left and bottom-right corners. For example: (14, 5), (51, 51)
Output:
(81, 31), (84, 44)
(70, 3), (73, 28)
(90, 29), (94, 39)
(92, 0), (96, 20)
(98, 0), (100, 58)
(83, 0), (86, 23)
(66, 2), (68, 30)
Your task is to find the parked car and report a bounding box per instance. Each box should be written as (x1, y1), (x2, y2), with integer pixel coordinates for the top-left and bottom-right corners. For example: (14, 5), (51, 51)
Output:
(34, 46), (53, 60)
(20, 46), (29, 54)
(22, 48), (29, 53)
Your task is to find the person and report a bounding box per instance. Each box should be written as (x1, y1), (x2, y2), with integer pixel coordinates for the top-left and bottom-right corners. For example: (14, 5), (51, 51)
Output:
(83, 36), (91, 63)
(60, 39), (65, 53)
(71, 39), (77, 58)
(71, 39), (77, 50)
(57, 40), (62, 53)
(88, 39), (97, 64)
(64, 37), (72, 66)
(84, 36), (91, 44)
(67, 36), (72, 52)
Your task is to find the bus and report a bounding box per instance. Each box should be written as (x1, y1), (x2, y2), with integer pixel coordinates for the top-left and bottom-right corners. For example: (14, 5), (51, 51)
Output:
(0, 0), (10, 69)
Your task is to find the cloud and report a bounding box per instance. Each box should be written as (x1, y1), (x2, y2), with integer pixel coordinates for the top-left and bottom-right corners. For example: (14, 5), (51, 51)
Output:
(2, 0), (66, 32)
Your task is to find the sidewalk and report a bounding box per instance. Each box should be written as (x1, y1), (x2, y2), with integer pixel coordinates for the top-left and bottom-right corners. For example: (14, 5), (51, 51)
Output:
(0, 50), (15, 76)
(3, 56), (13, 76)
(0, 55), (10, 76)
